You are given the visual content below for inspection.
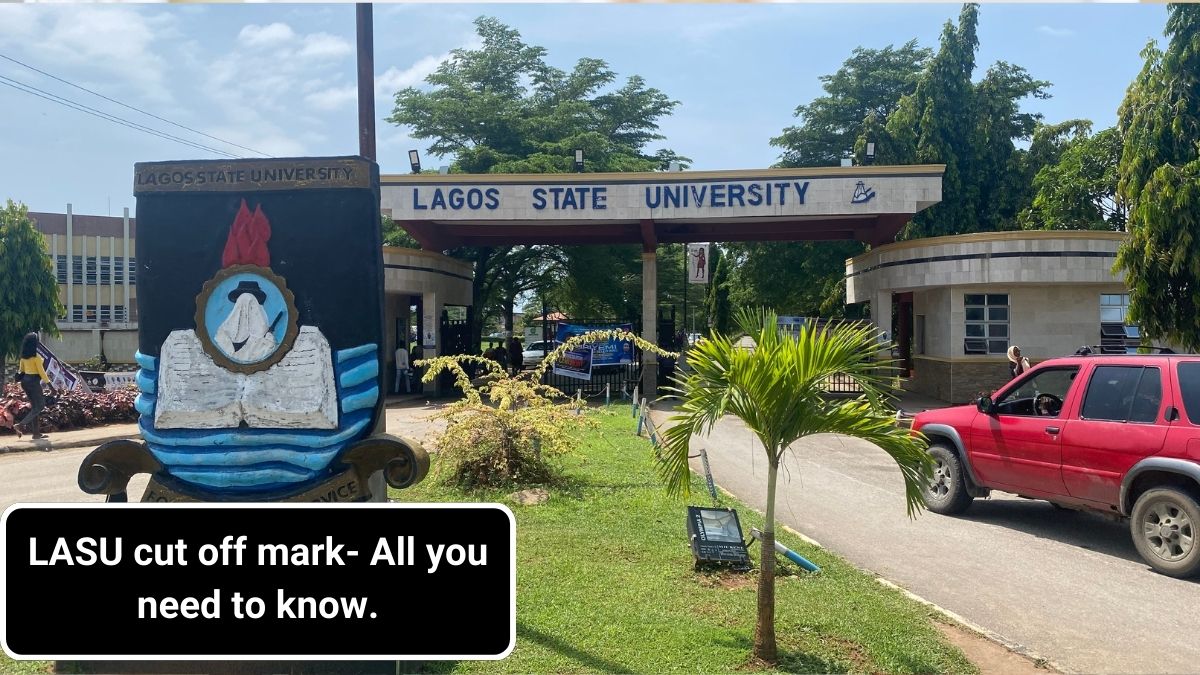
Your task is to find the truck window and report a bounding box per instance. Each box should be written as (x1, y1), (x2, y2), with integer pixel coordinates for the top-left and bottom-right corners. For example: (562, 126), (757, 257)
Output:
(1177, 362), (1200, 424)
(994, 367), (1078, 417)
(1080, 366), (1162, 423)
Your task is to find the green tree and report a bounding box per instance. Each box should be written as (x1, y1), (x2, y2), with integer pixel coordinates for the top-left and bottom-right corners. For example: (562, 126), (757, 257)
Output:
(725, 241), (864, 318)
(0, 200), (63, 384)
(381, 214), (421, 248)
(1021, 126), (1126, 231)
(387, 16), (687, 348)
(1115, 4), (1200, 350)
(705, 245), (731, 335)
(865, 4), (1050, 239)
(658, 308), (931, 664)
(771, 40), (932, 168)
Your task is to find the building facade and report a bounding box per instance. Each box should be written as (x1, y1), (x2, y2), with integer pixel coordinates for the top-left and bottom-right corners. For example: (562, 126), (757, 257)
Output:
(846, 231), (1168, 404)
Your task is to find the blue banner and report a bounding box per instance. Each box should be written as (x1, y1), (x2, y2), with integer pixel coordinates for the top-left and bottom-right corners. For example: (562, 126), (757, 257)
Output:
(554, 323), (635, 366)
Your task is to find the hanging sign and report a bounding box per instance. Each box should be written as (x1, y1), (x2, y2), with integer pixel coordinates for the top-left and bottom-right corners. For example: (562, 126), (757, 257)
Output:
(687, 244), (710, 284)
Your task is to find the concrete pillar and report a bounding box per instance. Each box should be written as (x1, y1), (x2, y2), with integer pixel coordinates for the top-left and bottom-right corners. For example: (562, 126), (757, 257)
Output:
(123, 208), (131, 323)
(641, 250), (657, 398)
(66, 204), (73, 317)
(421, 290), (440, 395)
(873, 289), (893, 359)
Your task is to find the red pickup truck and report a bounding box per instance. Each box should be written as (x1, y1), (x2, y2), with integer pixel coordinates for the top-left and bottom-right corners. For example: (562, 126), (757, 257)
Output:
(911, 353), (1200, 578)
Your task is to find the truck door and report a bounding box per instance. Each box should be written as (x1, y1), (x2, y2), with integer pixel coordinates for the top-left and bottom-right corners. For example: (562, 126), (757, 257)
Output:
(1059, 364), (1169, 505)
(969, 366), (1079, 496)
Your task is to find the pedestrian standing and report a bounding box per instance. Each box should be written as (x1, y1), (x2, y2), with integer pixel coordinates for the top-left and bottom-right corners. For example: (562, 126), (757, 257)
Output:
(1007, 345), (1031, 380)
(14, 332), (58, 439)
(394, 343), (410, 394)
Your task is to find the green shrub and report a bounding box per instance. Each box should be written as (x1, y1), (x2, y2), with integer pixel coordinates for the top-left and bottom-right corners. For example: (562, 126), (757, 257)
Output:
(418, 330), (676, 490)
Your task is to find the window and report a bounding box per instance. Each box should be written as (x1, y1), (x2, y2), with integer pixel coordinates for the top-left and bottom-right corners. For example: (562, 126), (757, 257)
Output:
(1080, 366), (1162, 423)
(964, 293), (1009, 355)
(71, 305), (84, 322)
(99, 259), (112, 285)
(71, 256), (83, 284)
(127, 257), (137, 285)
(55, 255), (67, 284)
(1178, 363), (1200, 424)
(85, 257), (98, 285)
(1100, 294), (1141, 354)
(995, 367), (1079, 417)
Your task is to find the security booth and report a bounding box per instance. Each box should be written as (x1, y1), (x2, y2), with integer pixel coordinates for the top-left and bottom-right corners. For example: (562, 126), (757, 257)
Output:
(77, 157), (429, 503)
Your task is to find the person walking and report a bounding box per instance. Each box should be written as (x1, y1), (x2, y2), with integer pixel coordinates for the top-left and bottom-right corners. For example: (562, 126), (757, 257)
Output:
(1007, 345), (1031, 380)
(507, 337), (523, 376)
(14, 332), (58, 439)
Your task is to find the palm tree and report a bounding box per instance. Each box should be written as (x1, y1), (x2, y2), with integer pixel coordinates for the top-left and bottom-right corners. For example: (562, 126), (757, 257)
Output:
(658, 308), (932, 664)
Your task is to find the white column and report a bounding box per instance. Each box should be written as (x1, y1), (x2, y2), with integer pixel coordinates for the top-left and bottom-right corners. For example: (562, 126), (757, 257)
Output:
(95, 234), (102, 326)
(51, 234), (60, 322)
(874, 289), (893, 358)
(122, 208), (131, 323)
(81, 234), (89, 325)
(109, 236), (117, 325)
(641, 250), (658, 398)
(421, 291), (440, 396)
(66, 204), (73, 319)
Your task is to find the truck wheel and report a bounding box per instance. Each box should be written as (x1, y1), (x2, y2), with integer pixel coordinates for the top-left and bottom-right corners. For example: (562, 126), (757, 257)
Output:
(1131, 487), (1200, 578)
(923, 444), (974, 515)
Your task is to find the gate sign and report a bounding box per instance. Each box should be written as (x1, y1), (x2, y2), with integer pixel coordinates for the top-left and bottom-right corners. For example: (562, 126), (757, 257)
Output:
(75, 157), (429, 503)
(688, 243), (710, 284)
(35, 343), (88, 393)
(554, 323), (635, 366)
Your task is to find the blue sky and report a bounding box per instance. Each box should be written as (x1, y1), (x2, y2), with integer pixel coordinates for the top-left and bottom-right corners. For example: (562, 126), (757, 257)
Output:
(0, 3), (1170, 217)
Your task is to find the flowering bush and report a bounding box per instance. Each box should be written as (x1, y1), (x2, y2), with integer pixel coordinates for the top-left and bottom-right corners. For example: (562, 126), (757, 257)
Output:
(0, 382), (139, 434)
(417, 329), (677, 490)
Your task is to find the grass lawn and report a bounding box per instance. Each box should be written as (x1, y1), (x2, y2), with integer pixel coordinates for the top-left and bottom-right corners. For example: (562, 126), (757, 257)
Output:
(390, 409), (976, 674)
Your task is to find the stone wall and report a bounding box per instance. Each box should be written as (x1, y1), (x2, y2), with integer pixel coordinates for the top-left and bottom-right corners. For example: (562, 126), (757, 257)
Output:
(910, 356), (1026, 405)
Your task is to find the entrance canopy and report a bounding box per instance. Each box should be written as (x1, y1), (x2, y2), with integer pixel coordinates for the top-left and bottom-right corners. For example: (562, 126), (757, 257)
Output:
(381, 165), (943, 251)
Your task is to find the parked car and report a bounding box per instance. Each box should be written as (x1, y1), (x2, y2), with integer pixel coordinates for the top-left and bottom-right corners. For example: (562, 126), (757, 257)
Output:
(522, 341), (563, 368)
(911, 352), (1200, 577)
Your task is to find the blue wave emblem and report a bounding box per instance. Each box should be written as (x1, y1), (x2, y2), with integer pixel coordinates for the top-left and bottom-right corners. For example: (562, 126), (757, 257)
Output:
(137, 343), (379, 492)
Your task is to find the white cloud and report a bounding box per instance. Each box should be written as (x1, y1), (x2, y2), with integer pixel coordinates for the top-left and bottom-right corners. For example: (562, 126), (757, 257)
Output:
(376, 53), (449, 96)
(1037, 25), (1076, 38)
(304, 84), (357, 112)
(238, 23), (296, 48)
(0, 6), (38, 41)
(298, 33), (353, 59)
(3, 6), (176, 104)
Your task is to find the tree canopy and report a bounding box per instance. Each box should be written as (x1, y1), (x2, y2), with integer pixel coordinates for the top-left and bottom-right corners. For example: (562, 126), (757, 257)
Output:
(0, 200), (62, 381)
(387, 16), (688, 345)
(1114, 4), (1200, 350)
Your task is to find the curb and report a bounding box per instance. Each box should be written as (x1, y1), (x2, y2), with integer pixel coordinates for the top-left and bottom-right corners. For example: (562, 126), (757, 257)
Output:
(673, 428), (1069, 674)
(0, 432), (139, 455)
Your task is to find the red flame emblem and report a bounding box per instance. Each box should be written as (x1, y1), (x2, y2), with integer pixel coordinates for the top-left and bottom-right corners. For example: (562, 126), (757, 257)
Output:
(222, 199), (272, 268)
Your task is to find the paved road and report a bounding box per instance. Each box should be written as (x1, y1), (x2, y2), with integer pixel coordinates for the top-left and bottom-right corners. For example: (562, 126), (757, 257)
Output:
(0, 404), (446, 513)
(656, 410), (1200, 674)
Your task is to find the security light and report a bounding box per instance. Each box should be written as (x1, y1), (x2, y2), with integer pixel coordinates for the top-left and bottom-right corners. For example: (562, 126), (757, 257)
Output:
(439, 166), (450, 175)
(668, 161), (682, 172)
(574, 149), (584, 173)
(686, 506), (751, 570)
(866, 142), (876, 164)
(408, 150), (421, 174)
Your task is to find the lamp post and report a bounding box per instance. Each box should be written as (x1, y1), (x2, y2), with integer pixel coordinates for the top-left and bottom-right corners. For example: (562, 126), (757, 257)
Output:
(865, 142), (876, 165)
(408, 150), (421, 174)
(573, 149), (584, 173)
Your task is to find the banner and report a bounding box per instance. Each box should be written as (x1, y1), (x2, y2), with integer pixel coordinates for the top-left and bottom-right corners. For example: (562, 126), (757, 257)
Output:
(35, 344), (90, 393)
(688, 243), (710, 284)
(554, 323), (635, 366)
(552, 347), (593, 381)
